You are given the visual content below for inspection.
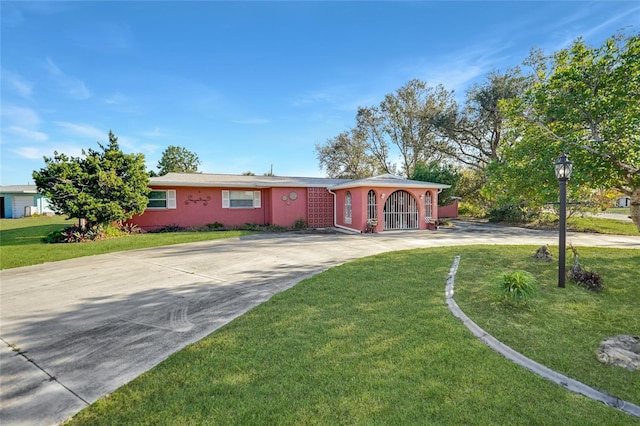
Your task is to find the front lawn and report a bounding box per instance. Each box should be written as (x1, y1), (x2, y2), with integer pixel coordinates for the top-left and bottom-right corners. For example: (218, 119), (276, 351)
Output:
(567, 216), (638, 235)
(0, 216), (254, 270)
(68, 246), (639, 425)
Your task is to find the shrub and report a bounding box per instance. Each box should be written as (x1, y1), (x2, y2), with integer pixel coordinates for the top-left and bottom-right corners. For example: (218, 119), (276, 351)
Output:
(45, 225), (106, 243)
(570, 269), (605, 292)
(207, 222), (225, 230)
(119, 222), (142, 234)
(458, 202), (487, 218)
(567, 245), (604, 292)
(494, 270), (539, 303)
(148, 224), (185, 233)
(488, 202), (529, 223)
(293, 218), (307, 230)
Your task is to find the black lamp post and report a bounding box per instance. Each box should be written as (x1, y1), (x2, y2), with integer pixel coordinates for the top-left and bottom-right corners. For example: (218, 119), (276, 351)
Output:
(554, 152), (573, 288)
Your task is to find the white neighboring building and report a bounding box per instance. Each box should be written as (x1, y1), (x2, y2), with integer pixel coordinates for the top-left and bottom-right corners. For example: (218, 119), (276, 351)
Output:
(616, 195), (631, 208)
(0, 185), (54, 218)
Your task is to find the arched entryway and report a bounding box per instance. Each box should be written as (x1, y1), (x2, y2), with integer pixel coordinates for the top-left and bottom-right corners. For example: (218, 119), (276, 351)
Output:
(383, 190), (418, 230)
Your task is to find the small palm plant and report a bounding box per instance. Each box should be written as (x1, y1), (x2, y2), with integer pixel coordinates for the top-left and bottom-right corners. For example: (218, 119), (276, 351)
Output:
(495, 270), (539, 304)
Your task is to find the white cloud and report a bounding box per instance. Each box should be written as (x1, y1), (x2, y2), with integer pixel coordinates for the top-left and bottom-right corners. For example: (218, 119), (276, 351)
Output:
(5, 126), (48, 142)
(11, 143), (83, 160)
(1, 105), (41, 127)
(55, 122), (106, 141)
(45, 57), (91, 100)
(11, 146), (46, 160)
(2, 70), (33, 98)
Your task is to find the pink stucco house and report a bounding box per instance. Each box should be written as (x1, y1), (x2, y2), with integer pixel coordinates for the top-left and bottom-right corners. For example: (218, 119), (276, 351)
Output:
(130, 173), (450, 233)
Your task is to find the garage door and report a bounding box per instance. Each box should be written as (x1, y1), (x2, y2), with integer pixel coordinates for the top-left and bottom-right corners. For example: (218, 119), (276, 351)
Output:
(12, 196), (35, 218)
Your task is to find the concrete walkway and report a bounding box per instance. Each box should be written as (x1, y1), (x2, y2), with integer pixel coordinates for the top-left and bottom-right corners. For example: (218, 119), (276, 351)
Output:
(1, 221), (638, 425)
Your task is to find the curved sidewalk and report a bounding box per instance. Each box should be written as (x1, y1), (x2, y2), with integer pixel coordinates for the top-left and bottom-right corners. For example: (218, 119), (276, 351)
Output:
(1, 222), (638, 425)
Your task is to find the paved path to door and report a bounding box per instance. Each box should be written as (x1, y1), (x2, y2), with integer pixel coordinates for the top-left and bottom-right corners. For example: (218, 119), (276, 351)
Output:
(1, 222), (638, 425)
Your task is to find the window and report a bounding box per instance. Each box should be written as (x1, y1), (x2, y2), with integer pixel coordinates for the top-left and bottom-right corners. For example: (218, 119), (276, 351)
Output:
(222, 190), (261, 208)
(425, 191), (432, 220)
(367, 190), (377, 220)
(147, 190), (176, 209)
(345, 191), (352, 224)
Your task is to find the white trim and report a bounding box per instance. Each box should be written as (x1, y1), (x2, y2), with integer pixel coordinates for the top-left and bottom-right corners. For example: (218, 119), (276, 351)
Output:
(147, 189), (175, 210)
(345, 191), (352, 224)
(167, 190), (177, 209)
(222, 190), (261, 209)
(222, 190), (230, 208)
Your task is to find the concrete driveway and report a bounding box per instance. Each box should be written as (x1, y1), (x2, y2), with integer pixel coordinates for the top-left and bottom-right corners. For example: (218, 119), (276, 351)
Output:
(1, 222), (638, 425)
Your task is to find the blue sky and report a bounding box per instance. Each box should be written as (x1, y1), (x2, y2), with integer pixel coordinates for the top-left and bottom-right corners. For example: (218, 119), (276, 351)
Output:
(1, 1), (638, 185)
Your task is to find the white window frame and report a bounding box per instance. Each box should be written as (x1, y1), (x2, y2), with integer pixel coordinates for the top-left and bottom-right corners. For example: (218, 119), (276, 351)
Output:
(345, 191), (352, 224)
(147, 189), (176, 210)
(222, 190), (261, 209)
(367, 190), (377, 220)
(425, 191), (432, 221)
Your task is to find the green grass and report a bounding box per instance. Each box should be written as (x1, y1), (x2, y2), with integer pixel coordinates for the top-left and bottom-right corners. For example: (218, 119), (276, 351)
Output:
(68, 246), (640, 425)
(0, 216), (255, 270)
(567, 216), (638, 235)
(606, 207), (631, 215)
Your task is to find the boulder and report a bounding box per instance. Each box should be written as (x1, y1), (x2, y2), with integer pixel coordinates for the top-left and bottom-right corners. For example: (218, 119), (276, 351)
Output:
(597, 335), (640, 370)
(532, 245), (553, 261)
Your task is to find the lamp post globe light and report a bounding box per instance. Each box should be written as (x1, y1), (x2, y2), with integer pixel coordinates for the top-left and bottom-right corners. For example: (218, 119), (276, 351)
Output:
(554, 152), (573, 288)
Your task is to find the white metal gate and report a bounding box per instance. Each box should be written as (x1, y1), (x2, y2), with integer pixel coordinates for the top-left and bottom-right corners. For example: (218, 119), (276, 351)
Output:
(383, 190), (418, 230)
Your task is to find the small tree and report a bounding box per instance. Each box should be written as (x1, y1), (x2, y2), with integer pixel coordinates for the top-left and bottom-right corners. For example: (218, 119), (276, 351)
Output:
(33, 131), (150, 228)
(157, 145), (201, 175)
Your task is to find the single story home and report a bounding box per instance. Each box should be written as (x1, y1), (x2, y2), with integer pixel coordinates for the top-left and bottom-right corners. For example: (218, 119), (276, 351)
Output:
(0, 185), (54, 218)
(130, 173), (450, 233)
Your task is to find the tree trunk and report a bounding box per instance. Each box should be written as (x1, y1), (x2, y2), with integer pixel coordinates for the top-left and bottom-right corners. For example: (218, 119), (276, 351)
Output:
(631, 187), (640, 232)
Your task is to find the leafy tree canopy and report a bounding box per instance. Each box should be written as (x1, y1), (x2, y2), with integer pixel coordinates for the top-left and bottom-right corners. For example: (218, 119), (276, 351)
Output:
(33, 131), (150, 228)
(433, 69), (530, 171)
(494, 31), (640, 230)
(316, 79), (455, 178)
(157, 145), (201, 175)
(411, 162), (460, 206)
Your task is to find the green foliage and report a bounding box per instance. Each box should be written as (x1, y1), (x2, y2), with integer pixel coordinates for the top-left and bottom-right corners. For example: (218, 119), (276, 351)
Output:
(498, 31), (640, 231)
(315, 129), (376, 178)
(455, 168), (492, 216)
(206, 222), (225, 230)
(488, 200), (538, 223)
(317, 79), (456, 178)
(411, 161), (460, 206)
(494, 270), (539, 303)
(293, 218), (307, 230)
(45, 224), (106, 243)
(433, 68), (530, 171)
(32, 131), (150, 228)
(148, 224), (185, 233)
(157, 145), (201, 175)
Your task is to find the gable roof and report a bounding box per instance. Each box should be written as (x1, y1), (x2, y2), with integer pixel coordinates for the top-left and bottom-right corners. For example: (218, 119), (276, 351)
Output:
(150, 173), (450, 190)
(0, 185), (38, 194)
(329, 174), (450, 190)
(150, 173), (350, 188)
